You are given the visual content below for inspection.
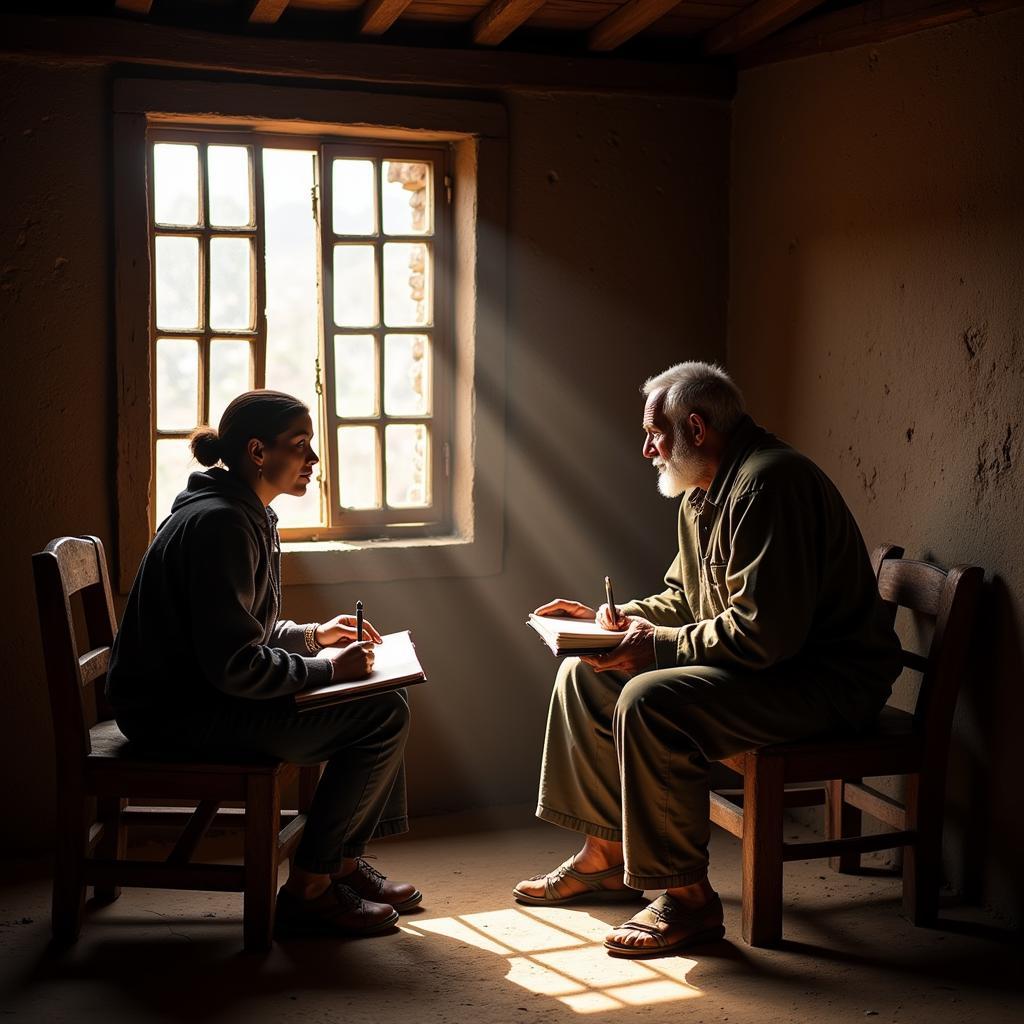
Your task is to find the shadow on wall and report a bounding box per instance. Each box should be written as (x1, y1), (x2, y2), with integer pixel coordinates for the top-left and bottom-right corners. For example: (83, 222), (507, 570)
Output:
(945, 574), (1024, 927)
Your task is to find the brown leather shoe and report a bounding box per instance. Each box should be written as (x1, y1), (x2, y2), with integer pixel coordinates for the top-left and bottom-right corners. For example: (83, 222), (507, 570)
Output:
(336, 857), (423, 912)
(275, 881), (399, 937)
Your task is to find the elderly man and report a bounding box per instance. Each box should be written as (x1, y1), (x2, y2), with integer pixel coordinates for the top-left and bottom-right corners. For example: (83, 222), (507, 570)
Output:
(515, 361), (902, 957)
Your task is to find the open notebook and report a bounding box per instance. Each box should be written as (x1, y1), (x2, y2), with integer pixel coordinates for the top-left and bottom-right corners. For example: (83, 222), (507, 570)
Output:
(295, 630), (426, 711)
(526, 614), (627, 657)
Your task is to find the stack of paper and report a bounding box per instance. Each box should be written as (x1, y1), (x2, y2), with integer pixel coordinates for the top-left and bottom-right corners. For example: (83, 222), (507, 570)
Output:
(526, 614), (627, 657)
(295, 630), (426, 711)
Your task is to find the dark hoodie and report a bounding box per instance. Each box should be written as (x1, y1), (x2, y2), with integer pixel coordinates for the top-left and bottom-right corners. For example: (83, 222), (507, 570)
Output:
(106, 468), (333, 716)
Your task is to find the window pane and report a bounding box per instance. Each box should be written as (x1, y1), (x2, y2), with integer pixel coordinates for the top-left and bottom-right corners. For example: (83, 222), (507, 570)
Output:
(333, 245), (378, 327)
(382, 161), (432, 236)
(383, 242), (430, 327)
(384, 334), (431, 416)
(335, 334), (377, 418)
(155, 438), (198, 526)
(338, 426), (380, 510)
(155, 236), (200, 330)
(155, 338), (199, 431)
(386, 424), (430, 508)
(209, 339), (251, 427)
(209, 237), (253, 330)
(208, 146), (251, 227)
(263, 148), (323, 529)
(153, 144), (199, 226)
(332, 159), (375, 235)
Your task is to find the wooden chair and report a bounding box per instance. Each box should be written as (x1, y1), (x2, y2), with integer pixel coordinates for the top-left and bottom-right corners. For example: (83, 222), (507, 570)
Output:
(32, 535), (324, 952)
(710, 543), (983, 947)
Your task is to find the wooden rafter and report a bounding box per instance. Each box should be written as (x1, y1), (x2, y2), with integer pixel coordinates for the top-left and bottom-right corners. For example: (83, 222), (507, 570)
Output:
(115, 0), (153, 13)
(741, 0), (1024, 65)
(703, 0), (825, 54)
(249, 0), (290, 25)
(360, 0), (415, 35)
(588, 0), (685, 52)
(473, 0), (549, 46)
(0, 14), (735, 97)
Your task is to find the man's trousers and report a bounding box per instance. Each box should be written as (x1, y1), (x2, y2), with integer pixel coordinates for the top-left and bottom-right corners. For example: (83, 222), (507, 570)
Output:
(537, 657), (882, 890)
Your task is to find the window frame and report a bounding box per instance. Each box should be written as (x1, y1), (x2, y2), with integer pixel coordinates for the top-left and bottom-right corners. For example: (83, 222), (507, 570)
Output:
(145, 127), (454, 542)
(114, 78), (508, 593)
(317, 138), (454, 541)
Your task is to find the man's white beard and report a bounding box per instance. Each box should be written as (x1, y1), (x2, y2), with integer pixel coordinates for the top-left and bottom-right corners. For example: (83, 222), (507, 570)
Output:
(653, 445), (706, 499)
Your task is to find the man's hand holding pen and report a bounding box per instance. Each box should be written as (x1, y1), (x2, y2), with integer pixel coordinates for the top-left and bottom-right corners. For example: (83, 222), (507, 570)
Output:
(582, 617), (656, 674)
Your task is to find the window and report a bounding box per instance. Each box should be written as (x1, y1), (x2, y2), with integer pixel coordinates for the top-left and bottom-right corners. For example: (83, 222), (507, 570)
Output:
(147, 128), (452, 540)
(114, 80), (507, 591)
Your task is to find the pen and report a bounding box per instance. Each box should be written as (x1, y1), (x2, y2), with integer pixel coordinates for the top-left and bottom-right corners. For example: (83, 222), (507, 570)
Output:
(356, 600), (364, 642)
(604, 576), (617, 622)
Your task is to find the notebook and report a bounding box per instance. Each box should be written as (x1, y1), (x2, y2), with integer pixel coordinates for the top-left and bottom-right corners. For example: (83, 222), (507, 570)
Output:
(295, 630), (426, 711)
(526, 613), (627, 657)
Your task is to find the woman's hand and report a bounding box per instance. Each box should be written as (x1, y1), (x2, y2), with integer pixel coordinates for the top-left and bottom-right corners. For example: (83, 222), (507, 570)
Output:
(317, 641), (376, 682)
(533, 598), (596, 619)
(315, 614), (383, 647)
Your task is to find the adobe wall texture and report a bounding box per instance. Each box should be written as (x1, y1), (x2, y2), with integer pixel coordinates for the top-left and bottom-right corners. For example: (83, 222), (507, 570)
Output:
(0, 57), (730, 851)
(730, 8), (1024, 925)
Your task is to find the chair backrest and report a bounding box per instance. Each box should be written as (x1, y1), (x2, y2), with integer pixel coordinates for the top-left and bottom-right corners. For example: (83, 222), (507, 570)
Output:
(869, 543), (983, 750)
(32, 536), (118, 764)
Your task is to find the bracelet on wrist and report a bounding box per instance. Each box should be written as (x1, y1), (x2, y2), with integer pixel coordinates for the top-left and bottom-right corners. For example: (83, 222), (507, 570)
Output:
(304, 622), (324, 654)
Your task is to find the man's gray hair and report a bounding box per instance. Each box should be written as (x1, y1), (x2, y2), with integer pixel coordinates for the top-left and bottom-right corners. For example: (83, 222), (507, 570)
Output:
(642, 361), (746, 435)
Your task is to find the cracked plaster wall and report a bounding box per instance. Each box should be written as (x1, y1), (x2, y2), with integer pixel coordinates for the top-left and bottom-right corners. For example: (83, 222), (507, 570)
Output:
(730, 8), (1024, 925)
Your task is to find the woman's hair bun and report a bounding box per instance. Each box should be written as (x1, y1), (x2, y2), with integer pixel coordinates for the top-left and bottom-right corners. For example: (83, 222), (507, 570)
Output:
(189, 426), (223, 467)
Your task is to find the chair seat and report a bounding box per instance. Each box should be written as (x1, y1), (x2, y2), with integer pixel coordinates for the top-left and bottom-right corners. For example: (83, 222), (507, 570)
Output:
(728, 706), (925, 784)
(87, 719), (283, 774)
(764, 704), (918, 753)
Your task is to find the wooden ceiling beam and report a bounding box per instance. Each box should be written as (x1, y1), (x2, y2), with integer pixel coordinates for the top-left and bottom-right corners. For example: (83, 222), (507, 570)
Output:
(249, 0), (291, 25)
(740, 0), (1024, 66)
(473, 0), (549, 46)
(703, 0), (825, 54)
(588, 0), (686, 52)
(0, 13), (735, 97)
(360, 0), (415, 35)
(115, 0), (153, 13)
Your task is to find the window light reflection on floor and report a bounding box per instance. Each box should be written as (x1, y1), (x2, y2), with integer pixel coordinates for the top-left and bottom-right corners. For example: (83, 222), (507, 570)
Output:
(399, 906), (702, 1013)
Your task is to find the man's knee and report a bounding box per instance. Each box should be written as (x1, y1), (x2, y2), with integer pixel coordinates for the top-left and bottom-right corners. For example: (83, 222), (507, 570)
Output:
(614, 666), (734, 724)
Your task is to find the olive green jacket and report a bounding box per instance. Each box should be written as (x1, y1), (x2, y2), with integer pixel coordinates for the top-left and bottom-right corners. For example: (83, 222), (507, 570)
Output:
(619, 416), (902, 724)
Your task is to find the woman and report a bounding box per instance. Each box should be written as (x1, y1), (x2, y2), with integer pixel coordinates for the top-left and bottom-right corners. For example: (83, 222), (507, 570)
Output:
(107, 389), (420, 937)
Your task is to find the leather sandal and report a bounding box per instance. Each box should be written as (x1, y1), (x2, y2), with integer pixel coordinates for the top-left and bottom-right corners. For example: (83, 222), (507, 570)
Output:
(513, 858), (645, 906)
(604, 892), (725, 958)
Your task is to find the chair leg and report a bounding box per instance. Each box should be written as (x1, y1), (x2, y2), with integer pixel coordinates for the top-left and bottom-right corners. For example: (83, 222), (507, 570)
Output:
(825, 779), (862, 873)
(93, 797), (128, 904)
(902, 772), (942, 926)
(741, 753), (785, 947)
(52, 789), (88, 944)
(243, 773), (281, 952)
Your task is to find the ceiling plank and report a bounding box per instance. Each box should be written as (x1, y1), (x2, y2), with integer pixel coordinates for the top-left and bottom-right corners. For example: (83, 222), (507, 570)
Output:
(249, 0), (291, 25)
(740, 0), (1024, 65)
(473, 0), (549, 45)
(0, 13), (735, 97)
(703, 0), (825, 54)
(115, 0), (153, 13)
(588, 0), (686, 51)
(360, 0), (415, 35)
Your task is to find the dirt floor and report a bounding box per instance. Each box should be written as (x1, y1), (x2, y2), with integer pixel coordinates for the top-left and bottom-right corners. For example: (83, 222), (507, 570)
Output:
(0, 806), (1020, 1024)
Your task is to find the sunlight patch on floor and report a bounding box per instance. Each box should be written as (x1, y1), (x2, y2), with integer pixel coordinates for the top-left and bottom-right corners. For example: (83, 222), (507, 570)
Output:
(400, 905), (701, 1013)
